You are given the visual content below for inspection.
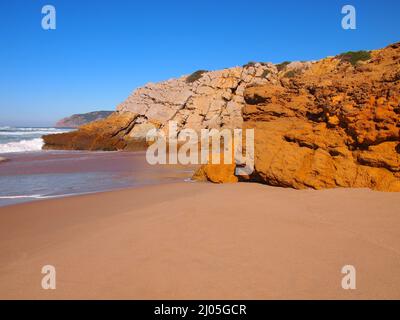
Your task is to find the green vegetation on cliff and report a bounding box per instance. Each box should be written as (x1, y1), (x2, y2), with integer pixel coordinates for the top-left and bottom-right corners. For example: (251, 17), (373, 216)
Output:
(338, 50), (372, 66)
(186, 70), (208, 83)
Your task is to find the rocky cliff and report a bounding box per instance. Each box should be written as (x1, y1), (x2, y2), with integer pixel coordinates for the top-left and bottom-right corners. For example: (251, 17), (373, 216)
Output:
(115, 63), (290, 131)
(55, 111), (114, 128)
(43, 42), (400, 191)
(196, 43), (400, 191)
(43, 62), (290, 150)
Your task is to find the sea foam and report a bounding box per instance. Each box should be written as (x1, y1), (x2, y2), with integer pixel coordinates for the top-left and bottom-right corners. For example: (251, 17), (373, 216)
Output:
(0, 127), (71, 153)
(0, 138), (44, 153)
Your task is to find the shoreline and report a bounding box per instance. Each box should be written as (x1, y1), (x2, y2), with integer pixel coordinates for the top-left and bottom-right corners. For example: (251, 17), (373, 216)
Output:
(0, 150), (197, 207)
(1, 181), (399, 299)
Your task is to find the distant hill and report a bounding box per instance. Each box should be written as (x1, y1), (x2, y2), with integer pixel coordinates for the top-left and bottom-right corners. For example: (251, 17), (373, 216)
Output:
(55, 111), (114, 128)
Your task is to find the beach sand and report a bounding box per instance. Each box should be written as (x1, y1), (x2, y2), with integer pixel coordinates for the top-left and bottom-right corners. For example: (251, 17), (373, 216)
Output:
(0, 182), (399, 299)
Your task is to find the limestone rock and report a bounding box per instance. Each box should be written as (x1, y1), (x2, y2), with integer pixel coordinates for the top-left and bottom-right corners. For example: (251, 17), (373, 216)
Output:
(117, 65), (277, 131)
(44, 63), (277, 150)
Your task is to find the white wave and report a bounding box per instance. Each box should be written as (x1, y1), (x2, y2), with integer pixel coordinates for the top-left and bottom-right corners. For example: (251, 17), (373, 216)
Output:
(0, 191), (97, 200)
(0, 194), (44, 199)
(1, 127), (60, 131)
(0, 138), (44, 153)
(0, 130), (68, 136)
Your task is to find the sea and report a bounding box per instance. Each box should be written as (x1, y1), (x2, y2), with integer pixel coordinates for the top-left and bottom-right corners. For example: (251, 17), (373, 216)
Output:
(0, 126), (71, 153)
(0, 127), (196, 207)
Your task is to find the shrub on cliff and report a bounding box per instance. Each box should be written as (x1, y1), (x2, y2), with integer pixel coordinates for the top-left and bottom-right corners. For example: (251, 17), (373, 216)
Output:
(186, 70), (208, 83)
(243, 61), (257, 68)
(243, 61), (270, 68)
(276, 61), (291, 71)
(283, 70), (298, 78)
(261, 69), (270, 78)
(338, 51), (371, 66)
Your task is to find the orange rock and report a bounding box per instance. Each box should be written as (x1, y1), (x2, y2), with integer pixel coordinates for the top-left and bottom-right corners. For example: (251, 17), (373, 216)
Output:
(43, 112), (143, 151)
(193, 162), (238, 183)
(193, 151), (238, 183)
(327, 115), (340, 126)
(195, 41), (400, 192)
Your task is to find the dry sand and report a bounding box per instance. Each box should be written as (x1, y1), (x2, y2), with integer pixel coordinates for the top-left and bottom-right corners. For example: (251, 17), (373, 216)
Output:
(0, 182), (399, 299)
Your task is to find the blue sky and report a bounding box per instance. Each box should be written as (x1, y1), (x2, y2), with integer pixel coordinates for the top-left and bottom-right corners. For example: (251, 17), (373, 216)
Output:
(0, 0), (399, 126)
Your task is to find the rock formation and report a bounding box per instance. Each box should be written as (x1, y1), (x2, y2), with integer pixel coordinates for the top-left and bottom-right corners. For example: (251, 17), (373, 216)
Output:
(116, 63), (283, 131)
(44, 42), (400, 191)
(196, 43), (400, 191)
(44, 112), (152, 151)
(55, 111), (114, 128)
(44, 62), (284, 150)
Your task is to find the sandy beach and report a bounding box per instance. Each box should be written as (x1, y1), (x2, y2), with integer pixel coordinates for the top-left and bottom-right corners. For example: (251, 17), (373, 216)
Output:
(0, 182), (399, 299)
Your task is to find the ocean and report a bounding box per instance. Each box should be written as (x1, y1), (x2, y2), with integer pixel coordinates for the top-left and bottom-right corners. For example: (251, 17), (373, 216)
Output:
(0, 127), (196, 207)
(0, 126), (71, 153)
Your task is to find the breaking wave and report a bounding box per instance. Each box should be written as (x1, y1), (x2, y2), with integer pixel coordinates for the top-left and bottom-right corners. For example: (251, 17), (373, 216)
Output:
(0, 138), (44, 153)
(0, 130), (65, 136)
(0, 127), (71, 153)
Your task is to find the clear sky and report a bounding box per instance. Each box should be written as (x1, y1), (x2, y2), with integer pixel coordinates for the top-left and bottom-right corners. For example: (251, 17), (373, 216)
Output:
(0, 0), (399, 126)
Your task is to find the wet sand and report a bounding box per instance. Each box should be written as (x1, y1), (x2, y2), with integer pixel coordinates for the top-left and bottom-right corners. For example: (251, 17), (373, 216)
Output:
(0, 151), (196, 206)
(0, 182), (399, 299)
